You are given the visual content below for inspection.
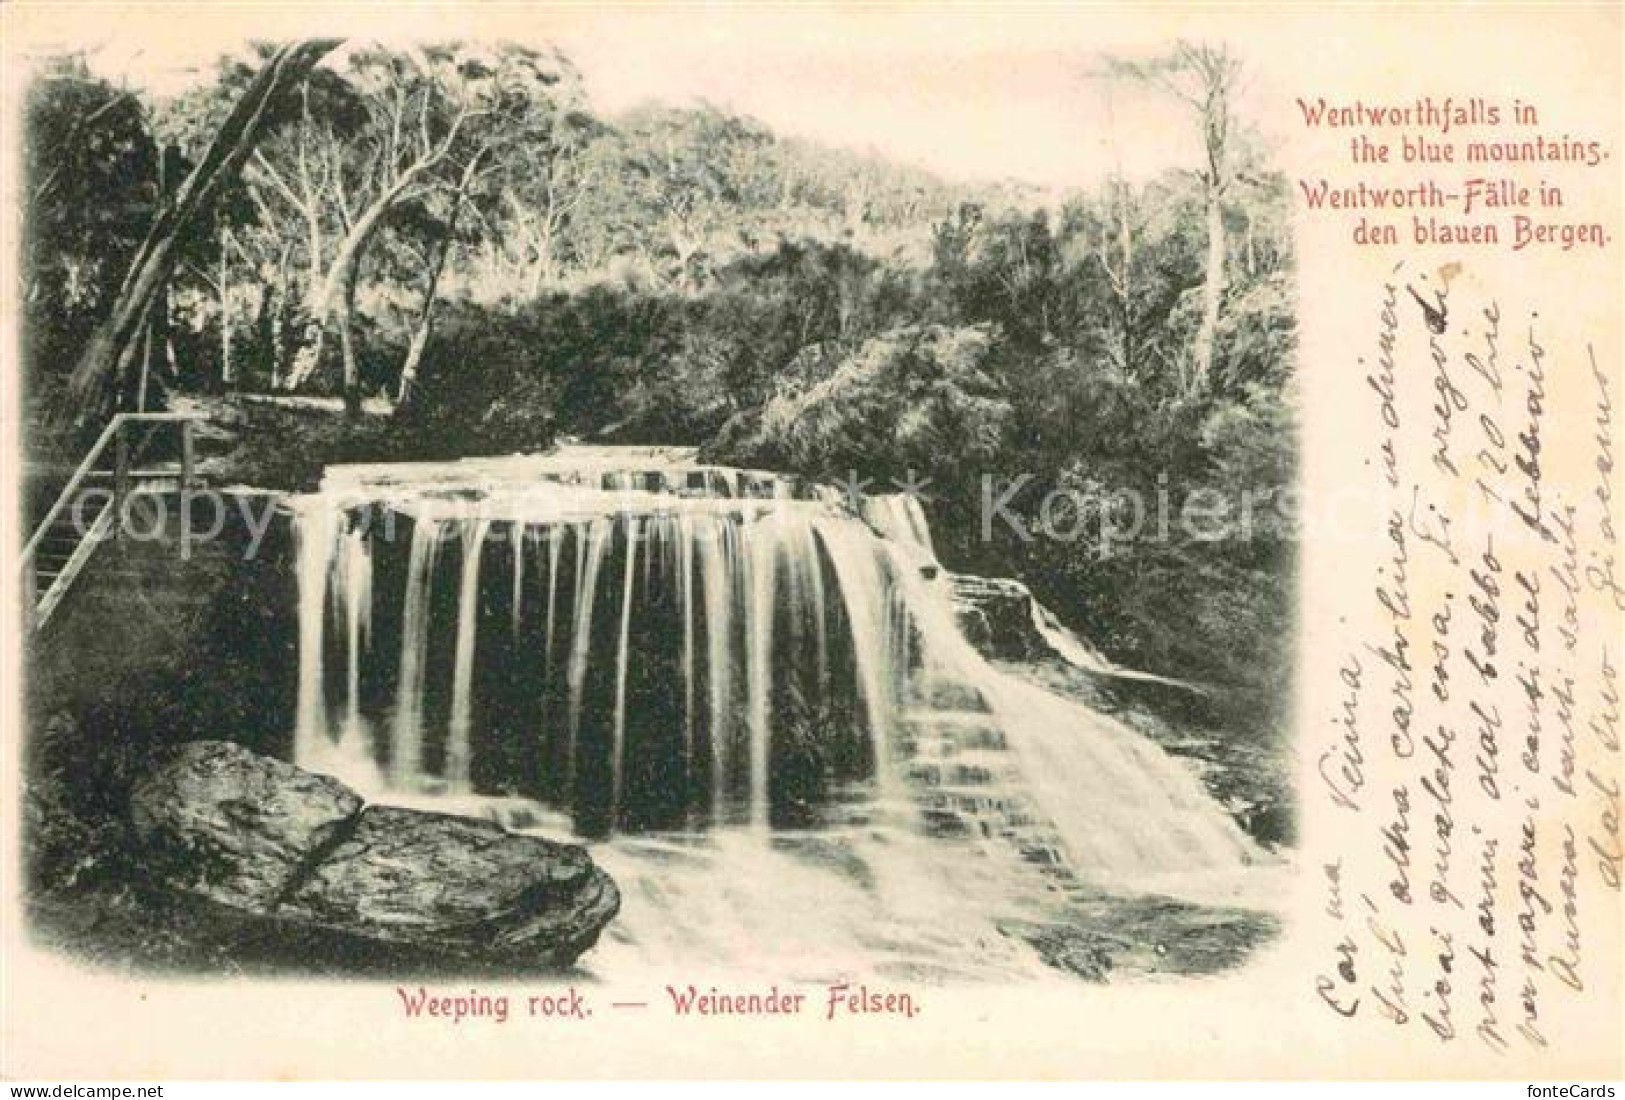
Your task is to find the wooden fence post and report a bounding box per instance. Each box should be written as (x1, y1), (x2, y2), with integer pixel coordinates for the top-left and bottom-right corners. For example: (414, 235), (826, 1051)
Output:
(113, 421), (130, 540)
(181, 419), (195, 489)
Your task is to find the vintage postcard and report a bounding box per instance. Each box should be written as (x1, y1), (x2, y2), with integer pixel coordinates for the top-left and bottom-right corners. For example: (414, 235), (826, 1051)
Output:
(0, 1), (1619, 1083)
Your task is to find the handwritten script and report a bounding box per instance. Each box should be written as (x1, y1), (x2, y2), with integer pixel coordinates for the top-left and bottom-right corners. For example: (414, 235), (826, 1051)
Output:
(1312, 262), (1621, 1057)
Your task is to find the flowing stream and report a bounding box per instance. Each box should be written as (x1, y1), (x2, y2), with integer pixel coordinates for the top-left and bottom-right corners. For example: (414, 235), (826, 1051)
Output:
(288, 447), (1281, 982)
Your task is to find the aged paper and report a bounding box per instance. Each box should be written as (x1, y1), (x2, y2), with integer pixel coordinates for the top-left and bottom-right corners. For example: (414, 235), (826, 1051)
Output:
(0, 2), (1620, 1081)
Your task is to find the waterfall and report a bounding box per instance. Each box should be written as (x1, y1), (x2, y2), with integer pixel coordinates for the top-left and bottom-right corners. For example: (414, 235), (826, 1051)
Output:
(290, 448), (1261, 890)
(861, 493), (936, 563)
(510, 523), (525, 638)
(744, 516), (776, 829)
(676, 519), (696, 772)
(292, 499), (381, 790)
(334, 524), (377, 780)
(391, 517), (445, 788)
(446, 519), (490, 791)
(292, 499), (333, 768)
(697, 516), (735, 822)
(895, 566), (1258, 882)
(817, 521), (900, 804)
(611, 517), (641, 822)
(543, 526), (561, 669)
(566, 518), (612, 795)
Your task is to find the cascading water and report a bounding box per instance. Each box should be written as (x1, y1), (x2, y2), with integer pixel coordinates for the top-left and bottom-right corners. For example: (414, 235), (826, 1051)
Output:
(292, 499), (381, 790)
(860, 492), (936, 564)
(292, 498), (332, 770)
(292, 454), (906, 834)
(288, 447), (1278, 979)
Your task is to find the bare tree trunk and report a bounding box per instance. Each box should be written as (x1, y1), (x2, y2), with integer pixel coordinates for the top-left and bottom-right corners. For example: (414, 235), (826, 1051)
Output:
(137, 272), (173, 410)
(397, 154), (481, 410)
(1106, 42), (1237, 394)
(338, 263), (362, 419)
(138, 144), (171, 411)
(270, 245), (293, 388)
(284, 101), (481, 393)
(319, 198), (408, 412)
(1112, 179), (1135, 374)
(291, 190), (328, 383)
(396, 234), (452, 410)
(1097, 81), (1137, 378)
(58, 38), (342, 428)
(219, 224), (234, 386)
(287, 182), (423, 392)
(396, 321), (433, 411)
(1188, 44), (1236, 391)
(1194, 188), (1224, 386)
(252, 278), (273, 384)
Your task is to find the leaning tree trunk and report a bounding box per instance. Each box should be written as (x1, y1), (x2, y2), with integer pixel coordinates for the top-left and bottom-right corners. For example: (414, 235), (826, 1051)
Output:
(57, 38), (341, 429)
(302, 207), (389, 413)
(396, 154), (480, 411)
(329, 181), (421, 417)
(284, 182), (416, 393)
(395, 232), (453, 411)
(138, 278), (175, 410)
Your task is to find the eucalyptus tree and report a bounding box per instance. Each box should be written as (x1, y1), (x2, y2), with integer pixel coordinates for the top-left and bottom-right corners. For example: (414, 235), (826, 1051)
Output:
(467, 109), (604, 302)
(153, 51), (350, 390)
(218, 42), (574, 414)
(1104, 41), (1243, 394)
(58, 39), (340, 427)
(605, 106), (779, 289)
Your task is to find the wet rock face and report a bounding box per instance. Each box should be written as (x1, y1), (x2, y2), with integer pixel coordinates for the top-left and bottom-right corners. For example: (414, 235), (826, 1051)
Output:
(280, 806), (620, 968)
(130, 741), (360, 911)
(128, 741), (619, 970)
(949, 574), (1047, 662)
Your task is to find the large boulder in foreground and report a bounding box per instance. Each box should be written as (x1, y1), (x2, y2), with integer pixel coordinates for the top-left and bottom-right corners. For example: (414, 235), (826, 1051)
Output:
(130, 741), (361, 911)
(128, 741), (619, 970)
(280, 806), (619, 968)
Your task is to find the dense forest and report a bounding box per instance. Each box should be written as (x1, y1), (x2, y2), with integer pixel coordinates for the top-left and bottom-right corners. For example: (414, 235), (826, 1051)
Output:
(22, 40), (1297, 727)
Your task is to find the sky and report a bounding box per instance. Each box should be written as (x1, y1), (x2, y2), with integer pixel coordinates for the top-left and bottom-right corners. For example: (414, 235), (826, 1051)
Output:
(551, 15), (1213, 190)
(31, 7), (1281, 193)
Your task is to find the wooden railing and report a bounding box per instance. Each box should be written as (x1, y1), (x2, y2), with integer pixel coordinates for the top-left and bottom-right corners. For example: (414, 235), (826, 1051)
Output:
(21, 413), (203, 629)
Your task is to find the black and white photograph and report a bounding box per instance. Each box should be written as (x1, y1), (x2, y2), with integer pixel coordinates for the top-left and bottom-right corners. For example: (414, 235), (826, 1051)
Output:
(17, 24), (1296, 986)
(4, 3), (1619, 1086)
